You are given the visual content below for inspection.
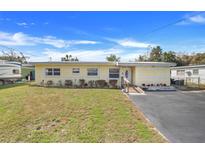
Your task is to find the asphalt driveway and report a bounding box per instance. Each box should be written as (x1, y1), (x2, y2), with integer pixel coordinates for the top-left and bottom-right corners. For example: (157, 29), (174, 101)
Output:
(129, 90), (205, 143)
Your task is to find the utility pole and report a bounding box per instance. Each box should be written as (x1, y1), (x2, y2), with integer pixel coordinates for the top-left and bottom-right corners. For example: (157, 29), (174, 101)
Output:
(147, 45), (152, 61)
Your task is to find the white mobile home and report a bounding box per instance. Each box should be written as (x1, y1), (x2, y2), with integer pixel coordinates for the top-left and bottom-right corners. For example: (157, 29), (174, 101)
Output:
(171, 65), (205, 84)
(0, 60), (22, 84)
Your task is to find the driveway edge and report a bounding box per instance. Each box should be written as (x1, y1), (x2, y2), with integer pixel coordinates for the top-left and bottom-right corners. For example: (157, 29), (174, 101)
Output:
(122, 91), (169, 143)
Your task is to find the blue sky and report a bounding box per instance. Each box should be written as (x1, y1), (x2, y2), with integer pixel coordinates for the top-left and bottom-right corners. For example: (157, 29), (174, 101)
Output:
(0, 11), (205, 62)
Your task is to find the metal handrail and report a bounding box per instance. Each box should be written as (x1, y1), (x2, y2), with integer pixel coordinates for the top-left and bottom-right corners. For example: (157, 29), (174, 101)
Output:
(124, 78), (130, 93)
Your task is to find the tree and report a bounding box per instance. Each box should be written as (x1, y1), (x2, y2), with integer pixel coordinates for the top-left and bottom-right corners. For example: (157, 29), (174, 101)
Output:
(135, 55), (148, 62)
(162, 51), (177, 62)
(149, 46), (163, 62)
(135, 45), (205, 66)
(106, 54), (120, 62)
(0, 49), (28, 64)
(61, 54), (79, 62)
(190, 53), (205, 65)
(178, 54), (193, 66)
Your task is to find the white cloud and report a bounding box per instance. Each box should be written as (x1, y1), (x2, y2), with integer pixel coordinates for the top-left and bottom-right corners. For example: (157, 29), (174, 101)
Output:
(29, 48), (123, 62)
(68, 40), (98, 45)
(17, 22), (28, 26)
(0, 31), (99, 48)
(175, 20), (190, 25)
(40, 36), (66, 48)
(16, 22), (36, 28)
(117, 39), (153, 48)
(107, 38), (155, 48)
(0, 18), (10, 21)
(0, 32), (35, 46)
(176, 14), (205, 25)
(29, 48), (147, 62)
(189, 15), (205, 23)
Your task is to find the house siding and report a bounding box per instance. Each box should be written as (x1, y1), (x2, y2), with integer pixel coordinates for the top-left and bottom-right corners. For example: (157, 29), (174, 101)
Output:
(171, 67), (205, 84)
(134, 66), (171, 86)
(34, 63), (172, 87)
(35, 64), (122, 86)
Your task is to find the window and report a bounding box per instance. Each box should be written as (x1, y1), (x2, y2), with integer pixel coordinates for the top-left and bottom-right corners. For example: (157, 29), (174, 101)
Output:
(72, 68), (80, 74)
(45, 68), (53, 76)
(53, 68), (60, 76)
(87, 68), (98, 76)
(193, 69), (199, 75)
(109, 68), (119, 79)
(177, 70), (185, 76)
(45, 68), (60, 76)
(13, 69), (20, 74)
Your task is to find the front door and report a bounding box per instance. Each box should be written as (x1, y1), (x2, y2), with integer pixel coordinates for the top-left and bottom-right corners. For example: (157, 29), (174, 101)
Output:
(124, 68), (131, 82)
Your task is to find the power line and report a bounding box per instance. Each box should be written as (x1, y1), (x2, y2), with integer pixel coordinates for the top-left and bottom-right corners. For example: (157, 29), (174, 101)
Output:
(143, 11), (205, 36)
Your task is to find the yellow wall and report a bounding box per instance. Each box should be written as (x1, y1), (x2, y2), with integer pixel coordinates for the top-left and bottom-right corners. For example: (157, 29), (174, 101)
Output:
(35, 64), (122, 86)
(134, 66), (171, 86)
(35, 64), (171, 86)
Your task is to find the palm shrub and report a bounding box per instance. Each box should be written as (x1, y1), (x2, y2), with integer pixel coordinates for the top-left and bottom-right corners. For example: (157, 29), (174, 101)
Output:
(65, 80), (73, 87)
(95, 80), (107, 88)
(79, 79), (85, 88)
(47, 80), (53, 87)
(109, 80), (118, 88)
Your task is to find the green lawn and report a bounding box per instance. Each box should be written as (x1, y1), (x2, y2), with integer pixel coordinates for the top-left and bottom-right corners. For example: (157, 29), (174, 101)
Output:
(0, 85), (166, 143)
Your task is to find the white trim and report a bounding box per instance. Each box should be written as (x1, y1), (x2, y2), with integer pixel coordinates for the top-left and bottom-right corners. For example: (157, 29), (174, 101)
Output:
(109, 68), (120, 79)
(86, 67), (99, 77)
(44, 68), (61, 77)
(72, 68), (80, 75)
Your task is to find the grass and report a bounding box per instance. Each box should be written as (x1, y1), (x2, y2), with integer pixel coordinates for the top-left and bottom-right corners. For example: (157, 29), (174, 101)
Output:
(0, 85), (166, 143)
(0, 83), (27, 90)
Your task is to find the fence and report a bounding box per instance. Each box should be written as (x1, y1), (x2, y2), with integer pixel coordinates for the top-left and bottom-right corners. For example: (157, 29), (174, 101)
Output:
(185, 77), (205, 88)
(172, 77), (205, 88)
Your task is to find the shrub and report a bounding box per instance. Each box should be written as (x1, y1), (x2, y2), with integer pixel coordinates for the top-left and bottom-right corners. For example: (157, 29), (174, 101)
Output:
(96, 80), (107, 88)
(65, 80), (73, 87)
(88, 80), (95, 88)
(58, 80), (63, 87)
(79, 79), (85, 88)
(47, 80), (53, 86)
(40, 80), (45, 86)
(109, 80), (118, 88)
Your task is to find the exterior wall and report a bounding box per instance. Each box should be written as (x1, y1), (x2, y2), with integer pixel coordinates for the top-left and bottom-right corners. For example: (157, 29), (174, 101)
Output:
(35, 64), (122, 86)
(133, 66), (171, 86)
(35, 63), (172, 87)
(0, 65), (21, 79)
(171, 67), (205, 84)
(171, 69), (178, 78)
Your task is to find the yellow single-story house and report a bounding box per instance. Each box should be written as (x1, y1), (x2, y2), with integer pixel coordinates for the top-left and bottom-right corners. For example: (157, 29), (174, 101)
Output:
(32, 61), (175, 87)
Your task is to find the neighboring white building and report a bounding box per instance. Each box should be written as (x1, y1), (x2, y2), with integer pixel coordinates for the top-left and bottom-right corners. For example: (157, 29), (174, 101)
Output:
(171, 65), (205, 84)
(0, 60), (22, 84)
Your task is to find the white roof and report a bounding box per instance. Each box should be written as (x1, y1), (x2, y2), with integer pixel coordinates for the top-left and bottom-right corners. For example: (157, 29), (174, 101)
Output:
(30, 61), (176, 67)
(171, 64), (205, 69)
(118, 62), (176, 67)
(0, 60), (21, 66)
